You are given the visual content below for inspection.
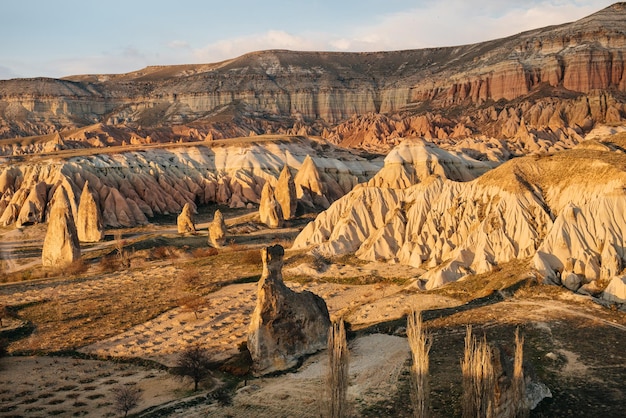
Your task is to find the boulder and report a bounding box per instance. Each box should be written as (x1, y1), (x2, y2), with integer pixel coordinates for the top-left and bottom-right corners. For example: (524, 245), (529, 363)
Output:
(42, 187), (81, 267)
(602, 276), (626, 303)
(76, 181), (104, 242)
(275, 165), (297, 220)
(247, 245), (331, 375)
(562, 271), (583, 292)
(259, 182), (283, 228)
(209, 209), (227, 247)
(177, 202), (196, 234)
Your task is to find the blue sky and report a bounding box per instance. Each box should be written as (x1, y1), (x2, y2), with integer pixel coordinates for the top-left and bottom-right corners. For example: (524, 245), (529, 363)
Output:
(0, 0), (616, 79)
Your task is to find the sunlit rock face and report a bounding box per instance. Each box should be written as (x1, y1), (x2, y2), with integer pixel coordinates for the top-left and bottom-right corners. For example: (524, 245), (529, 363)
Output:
(76, 181), (104, 242)
(0, 137), (382, 228)
(177, 202), (196, 234)
(42, 186), (81, 267)
(247, 245), (330, 375)
(294, 137), (626, 291)
(208, 209), (227, 248)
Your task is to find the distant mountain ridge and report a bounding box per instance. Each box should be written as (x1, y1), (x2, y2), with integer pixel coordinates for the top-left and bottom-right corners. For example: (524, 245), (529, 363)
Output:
(1, 3), (625, 151)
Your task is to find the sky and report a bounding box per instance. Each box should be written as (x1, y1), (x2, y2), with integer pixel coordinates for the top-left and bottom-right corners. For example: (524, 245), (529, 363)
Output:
(0, 0), (617, 80)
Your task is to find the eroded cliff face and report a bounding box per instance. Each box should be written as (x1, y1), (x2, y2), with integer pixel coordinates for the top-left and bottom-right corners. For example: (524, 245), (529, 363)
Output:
(0, 137), (382, 228)
(293, 135), (626, 291)
(0, 4), (625, 145)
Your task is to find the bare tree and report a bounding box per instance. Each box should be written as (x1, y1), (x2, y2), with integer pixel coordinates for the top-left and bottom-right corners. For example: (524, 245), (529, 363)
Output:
(326, 318), (349, 418)
(175, 344), (213, 391)
(407, 310), (432, 418)
(111, 384), (143, 417)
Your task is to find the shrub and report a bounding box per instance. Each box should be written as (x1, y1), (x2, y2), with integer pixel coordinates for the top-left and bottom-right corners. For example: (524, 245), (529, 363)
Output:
(111, 385), (143, 417)
(174, 344), (213, 391)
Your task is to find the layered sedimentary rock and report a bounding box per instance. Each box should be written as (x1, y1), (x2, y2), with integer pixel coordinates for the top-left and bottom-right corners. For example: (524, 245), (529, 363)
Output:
(0, 4), (624, 149)
(208, 209), (227, 247)
(247, 245), (331, 375)
(293, 136), (626, 291)
(0, 136), (381, 228)
(42, 186), (81, 267)
(76, 181), (104, 242)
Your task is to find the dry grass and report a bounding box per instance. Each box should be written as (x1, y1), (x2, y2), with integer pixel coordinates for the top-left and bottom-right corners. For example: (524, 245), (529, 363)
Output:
(326, 319), (349, 418)
(461, 326), (496, 418)
(512, 328), (528, 418)
(407, 311), (432, 418)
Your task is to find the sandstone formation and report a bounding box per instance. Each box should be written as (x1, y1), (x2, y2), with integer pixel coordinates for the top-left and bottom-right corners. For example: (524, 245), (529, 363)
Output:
(294, 155), (330, 210)
(0, 5), (624, 154)
(177, 203), (196, 234)
(247, 245), (331, 375)
(275, 165), (297, 220)
(208, 209), (227, 247)
(42, 186), (81, 267)
(76, 181), (104, 242)
(294, 136), (626, 291)
(367, 137), (493, 188)
(602, 276), (626, 304)
(0, 137), (380, 228)
(258, 183), (283, 229)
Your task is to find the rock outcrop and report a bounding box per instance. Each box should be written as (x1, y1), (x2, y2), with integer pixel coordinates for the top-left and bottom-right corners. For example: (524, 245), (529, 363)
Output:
(275, 165), (297, 220)
(42, 186), (81, 267)
(177, 203), (196, 234)
(208, 209), (227, 247)
(294, 137), (626, 291)
(602, 276), (626, 304)
(0, 137), (380, 228)
(76, 181), (104, 242)
(247, 245), (331, 375)
(294, 155), (330, 210)
(259, 183), (283, 229)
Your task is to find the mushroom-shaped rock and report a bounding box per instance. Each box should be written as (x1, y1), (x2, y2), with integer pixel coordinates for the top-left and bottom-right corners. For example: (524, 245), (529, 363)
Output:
(275, 165), (297, 220)
(76, 181), (105, 242)
(177, 202), (196, 234)
(259, 182), (283, 228)
(42, 187), (81, 267)
(209, 209), (227, 247)
(247, 245), (331, 375)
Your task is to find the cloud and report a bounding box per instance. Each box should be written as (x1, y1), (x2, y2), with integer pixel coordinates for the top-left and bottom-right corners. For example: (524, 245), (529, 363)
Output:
(167, 40), (191, 50)
(0, 66), (19, 80)
(193, 30), (330, 62)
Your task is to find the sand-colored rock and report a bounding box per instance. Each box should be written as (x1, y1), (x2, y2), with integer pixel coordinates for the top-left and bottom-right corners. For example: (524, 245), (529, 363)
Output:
(247, 245), (331, 375)
(209, 209), (227, 247)
(259, 182), (283, 228)
(16, 182), (47, 227)
(76, 181), (104, 242)
(294, 155), (330, 209)
(177, 203), (196, 234)
(0, 137), (379, 228)
(602, 276), (626, 303)
(42, 186), (81, 267)
(294, 142), (626, 290)
(275, 165), (297, 220)
(367, 137), (492, 188)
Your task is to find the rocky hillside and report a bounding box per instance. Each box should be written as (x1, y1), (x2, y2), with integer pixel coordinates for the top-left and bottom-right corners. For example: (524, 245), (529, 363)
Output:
(0, 3), (625, 152)
(0, 136), (381, 228)
(293, 135), (626, 295)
